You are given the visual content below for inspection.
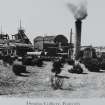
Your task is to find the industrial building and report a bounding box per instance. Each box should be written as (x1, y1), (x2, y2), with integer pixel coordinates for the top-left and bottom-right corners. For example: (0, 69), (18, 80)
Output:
(34, 34), (73, 57)
(0, 25), (33, 57)
(33, 36), (55, 50)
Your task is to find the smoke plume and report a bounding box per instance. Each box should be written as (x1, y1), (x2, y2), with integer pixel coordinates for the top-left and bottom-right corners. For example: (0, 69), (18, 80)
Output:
(66, 0), (87, 20)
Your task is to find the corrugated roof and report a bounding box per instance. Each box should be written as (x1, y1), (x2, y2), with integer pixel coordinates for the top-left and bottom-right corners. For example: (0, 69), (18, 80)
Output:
(34, 36), (43, 41)
(34, 36), (55, 41)
(44, 36), (55, 41)
(15, 43), (33, 47)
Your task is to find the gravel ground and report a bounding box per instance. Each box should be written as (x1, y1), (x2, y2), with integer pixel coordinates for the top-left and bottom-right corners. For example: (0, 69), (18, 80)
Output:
(0, 61), (105, 98)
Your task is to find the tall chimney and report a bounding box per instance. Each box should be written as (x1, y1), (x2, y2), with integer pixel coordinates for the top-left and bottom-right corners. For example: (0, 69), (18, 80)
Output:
(74, 19), (82, 60)
(70, 28), (72, 43)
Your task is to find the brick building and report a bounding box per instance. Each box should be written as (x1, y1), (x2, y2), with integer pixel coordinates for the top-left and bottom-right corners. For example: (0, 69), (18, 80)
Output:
(34, 34), (73, 57)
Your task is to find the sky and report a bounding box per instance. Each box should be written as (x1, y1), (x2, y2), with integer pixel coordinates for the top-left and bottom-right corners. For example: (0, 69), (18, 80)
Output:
(0, 0), (104, 46)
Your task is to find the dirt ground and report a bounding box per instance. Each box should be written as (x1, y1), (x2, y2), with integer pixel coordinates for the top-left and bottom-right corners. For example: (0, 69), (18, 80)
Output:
(0, 60), (105, 98)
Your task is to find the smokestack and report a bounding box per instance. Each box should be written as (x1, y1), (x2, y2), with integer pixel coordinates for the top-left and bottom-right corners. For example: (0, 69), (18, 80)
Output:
(66, 0), (87, 60)
(74, 19), (82, 60)
(70, 28), (72, 43)
(72, 0), (87, 60)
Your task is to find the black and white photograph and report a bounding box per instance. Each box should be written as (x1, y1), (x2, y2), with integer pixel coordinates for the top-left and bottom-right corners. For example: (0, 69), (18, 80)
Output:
(0, 0), (105, 104)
